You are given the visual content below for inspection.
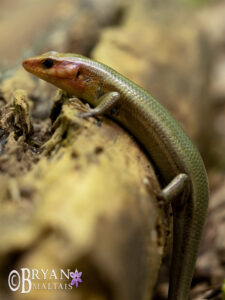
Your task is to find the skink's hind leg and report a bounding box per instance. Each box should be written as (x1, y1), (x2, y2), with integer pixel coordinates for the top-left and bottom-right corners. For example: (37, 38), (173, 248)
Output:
(161, 173), (190, 205)
(79, 91), (120, 118)
(161, 173), (192, 300)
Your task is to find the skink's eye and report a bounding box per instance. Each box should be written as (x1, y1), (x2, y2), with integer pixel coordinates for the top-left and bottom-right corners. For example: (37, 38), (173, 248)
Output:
(76, 70), (81, 79)
(42, 58), (54, 69)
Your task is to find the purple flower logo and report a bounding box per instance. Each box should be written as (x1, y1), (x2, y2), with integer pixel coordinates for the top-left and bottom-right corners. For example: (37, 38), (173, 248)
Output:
(70, 269), (82, 288)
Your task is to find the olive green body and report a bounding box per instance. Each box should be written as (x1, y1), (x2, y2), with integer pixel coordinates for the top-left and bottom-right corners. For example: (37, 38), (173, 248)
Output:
(23, 52), (209, 300)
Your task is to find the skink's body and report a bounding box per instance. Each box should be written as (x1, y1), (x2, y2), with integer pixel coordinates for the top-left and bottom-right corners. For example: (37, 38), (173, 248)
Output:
(23, 52), (209, 300)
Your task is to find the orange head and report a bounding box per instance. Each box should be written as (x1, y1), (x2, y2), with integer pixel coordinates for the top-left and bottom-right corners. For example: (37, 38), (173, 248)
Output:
(22, 51), (109, 104)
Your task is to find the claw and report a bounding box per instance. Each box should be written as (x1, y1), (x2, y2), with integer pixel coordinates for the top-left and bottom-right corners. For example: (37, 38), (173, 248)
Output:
(78, 110), (97, 119)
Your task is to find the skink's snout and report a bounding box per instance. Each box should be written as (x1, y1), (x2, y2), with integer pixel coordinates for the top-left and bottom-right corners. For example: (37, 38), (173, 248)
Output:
(22, 57), (41, 75)
(22, 59), (29, 71)
(22, 58), (35, 73)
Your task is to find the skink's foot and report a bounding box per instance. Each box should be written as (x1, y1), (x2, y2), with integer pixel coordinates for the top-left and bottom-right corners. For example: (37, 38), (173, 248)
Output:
(79, 110), (97, 119)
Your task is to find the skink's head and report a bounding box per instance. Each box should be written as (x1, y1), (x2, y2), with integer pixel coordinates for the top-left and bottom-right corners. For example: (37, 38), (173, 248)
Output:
(22, 51), (81, 79)
(22, 51), (105, 103)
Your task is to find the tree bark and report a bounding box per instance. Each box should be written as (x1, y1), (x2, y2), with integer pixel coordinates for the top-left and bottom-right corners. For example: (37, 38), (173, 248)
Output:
(0, 73), (169, 300)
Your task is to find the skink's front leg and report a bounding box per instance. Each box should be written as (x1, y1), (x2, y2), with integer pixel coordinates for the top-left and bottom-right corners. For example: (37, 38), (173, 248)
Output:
(79, 91), (120, 118)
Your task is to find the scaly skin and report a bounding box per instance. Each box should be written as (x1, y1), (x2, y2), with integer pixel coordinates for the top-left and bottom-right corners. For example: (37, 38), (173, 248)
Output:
(23, 52), (209, 300)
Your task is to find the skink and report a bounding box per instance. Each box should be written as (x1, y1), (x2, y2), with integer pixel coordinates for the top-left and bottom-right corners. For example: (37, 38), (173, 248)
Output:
(22, 52), (209, 300)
